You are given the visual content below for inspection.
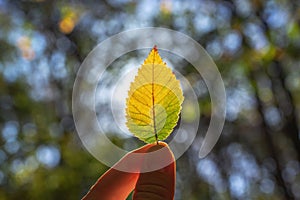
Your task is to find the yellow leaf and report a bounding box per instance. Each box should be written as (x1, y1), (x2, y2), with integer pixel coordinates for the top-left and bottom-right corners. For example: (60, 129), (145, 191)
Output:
(126, 46), (184, 144)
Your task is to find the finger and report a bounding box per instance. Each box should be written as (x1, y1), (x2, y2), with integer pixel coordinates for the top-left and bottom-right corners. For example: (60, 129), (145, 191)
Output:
(133, 142), (176, 200)
(82, 143), (157, 200)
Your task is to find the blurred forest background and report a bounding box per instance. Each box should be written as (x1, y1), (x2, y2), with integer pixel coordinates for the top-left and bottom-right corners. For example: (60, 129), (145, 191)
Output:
(0, 0), (300, 199)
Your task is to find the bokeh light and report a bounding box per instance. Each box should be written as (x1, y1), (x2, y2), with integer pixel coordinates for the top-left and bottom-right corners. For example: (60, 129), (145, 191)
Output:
(0, 0), (299, 199)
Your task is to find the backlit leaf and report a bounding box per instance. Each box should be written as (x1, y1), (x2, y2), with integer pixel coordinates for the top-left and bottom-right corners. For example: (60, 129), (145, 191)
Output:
(126, 46), (184, 143)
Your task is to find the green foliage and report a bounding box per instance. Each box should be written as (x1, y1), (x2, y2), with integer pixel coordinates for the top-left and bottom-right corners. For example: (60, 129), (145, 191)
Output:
(0, 0), (300, 199)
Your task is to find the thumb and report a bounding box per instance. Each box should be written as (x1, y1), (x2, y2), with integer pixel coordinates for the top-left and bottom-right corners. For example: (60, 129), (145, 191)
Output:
(133, 142), (175, 200)
(82, 143), (156, 200)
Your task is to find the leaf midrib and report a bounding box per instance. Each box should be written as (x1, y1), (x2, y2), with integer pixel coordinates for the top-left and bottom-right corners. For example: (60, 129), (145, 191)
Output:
(151, 49), (158, 144)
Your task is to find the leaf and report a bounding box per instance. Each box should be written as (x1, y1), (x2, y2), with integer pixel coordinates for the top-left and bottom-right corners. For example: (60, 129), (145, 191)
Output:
(125, 46), (184, 143)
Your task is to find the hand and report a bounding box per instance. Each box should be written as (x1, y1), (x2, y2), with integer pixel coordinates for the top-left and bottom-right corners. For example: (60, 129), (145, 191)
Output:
(82, 142), (175, 200)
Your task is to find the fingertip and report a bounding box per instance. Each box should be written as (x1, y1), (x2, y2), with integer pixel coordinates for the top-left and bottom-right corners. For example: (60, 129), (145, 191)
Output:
(157, 141), (167, 146)
(133, 142), (176, 200)
(133, 161), (176, 200)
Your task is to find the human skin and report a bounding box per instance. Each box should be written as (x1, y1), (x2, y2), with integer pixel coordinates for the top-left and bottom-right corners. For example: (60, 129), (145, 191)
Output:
(82, 142), (175, 200)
